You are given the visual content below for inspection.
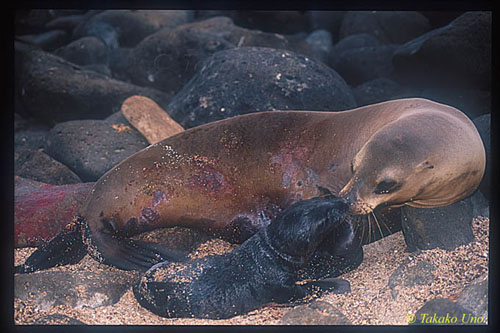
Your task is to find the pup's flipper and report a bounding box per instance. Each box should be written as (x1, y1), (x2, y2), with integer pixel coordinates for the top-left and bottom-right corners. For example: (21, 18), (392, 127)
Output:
(305, 277), (351, 295)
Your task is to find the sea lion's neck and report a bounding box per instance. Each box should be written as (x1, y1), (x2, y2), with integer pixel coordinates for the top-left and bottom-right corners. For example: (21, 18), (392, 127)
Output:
(259, 228), (306, 269)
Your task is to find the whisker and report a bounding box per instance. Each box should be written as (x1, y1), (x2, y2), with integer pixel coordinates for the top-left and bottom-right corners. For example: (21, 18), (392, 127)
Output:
(376, 211), (393, 236)
(371, 211), (385, 242)
(367, 213), (372, 244)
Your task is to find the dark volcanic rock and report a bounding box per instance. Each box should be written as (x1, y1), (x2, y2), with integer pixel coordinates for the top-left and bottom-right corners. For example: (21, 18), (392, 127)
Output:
(417, 88), (491, 119)
(16, 30), (69, 51)
(73, 9), (193, 48)
(104, 110), (132, 126)
(412, 298), (484, 325)
(194, 10), (312, 35)
(470, 191), (489, 218)
(108, 47), (133, 81)
(393, 12), (492, 90)
(16, 49), (173, 125)
(420, 11), (465, 29)
(15, 149), (82, 185)
(15, 9), (86, 35)
(45, 13), (94, 33)
(388, 259), (436, 299)
(353, 78), (407, 106)
(167, 47), (356, 128)
(14, 113), (31, 132)
(34, 314), (86, 325)
(123, 17), (235, 94)
(305, 29), (333, 64)
(331, 33), (381, 53)
(123, 17), (316, 95)
(280, 301), (352, 325)
(339, 11), (431, 44)
(456, 274), (488, 322)
(330, 44), (398, 86)
(401, 197), (474, 251)
(55, 36), (109, 66)
(83, 64), (112, 76)
(45, 120), (149, 182)
(473, 114), (490, 199)
(308, 11), (345, 43)
(15, 271), (138, 310)
(15, 129), (49, 152)
(229, 10), (311, 34)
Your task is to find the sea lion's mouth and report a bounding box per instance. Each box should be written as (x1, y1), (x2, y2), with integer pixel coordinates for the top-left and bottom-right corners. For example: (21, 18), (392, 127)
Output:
(347, 201), (374, 215)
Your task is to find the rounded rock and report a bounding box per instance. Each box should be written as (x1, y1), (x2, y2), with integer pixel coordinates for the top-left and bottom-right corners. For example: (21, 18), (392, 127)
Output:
(167, 47), (356, 128)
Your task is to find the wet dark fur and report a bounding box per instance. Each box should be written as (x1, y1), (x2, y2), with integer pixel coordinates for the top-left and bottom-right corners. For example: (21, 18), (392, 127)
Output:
(133, 196), (352, 319)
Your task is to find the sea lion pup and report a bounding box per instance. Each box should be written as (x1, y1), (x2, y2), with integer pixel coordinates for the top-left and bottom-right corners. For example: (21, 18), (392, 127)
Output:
(133, 196), (351, 319)
(17, 98), (485, 274)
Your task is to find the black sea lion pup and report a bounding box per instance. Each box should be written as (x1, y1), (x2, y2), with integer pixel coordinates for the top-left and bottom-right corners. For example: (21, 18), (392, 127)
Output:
(133, 196), (350, 319)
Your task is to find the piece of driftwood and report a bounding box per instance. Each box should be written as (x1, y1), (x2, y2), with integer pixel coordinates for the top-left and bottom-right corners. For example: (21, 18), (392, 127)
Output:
(121, 95), (184, 144)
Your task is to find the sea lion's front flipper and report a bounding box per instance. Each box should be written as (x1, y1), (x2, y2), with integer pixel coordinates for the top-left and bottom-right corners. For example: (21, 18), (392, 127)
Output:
(15, 223), (86, 274)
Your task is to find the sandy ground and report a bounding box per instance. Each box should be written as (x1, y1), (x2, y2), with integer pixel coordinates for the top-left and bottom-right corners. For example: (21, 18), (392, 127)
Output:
(14, 216), (489, 325)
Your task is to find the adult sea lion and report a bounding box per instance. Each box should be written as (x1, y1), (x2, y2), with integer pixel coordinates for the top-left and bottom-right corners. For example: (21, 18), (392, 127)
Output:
(18, 98), (485, 273)
(133, 196), (352, 319)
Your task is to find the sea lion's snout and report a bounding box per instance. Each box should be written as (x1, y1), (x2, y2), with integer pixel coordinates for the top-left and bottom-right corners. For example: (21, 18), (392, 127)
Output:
(339, 178), (375, 215)
(348, 201), (374, 215)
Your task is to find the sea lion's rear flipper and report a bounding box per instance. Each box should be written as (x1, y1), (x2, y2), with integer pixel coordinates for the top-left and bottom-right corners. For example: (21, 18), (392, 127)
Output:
(99, 238), (188, 271)
(15, 223), (86, 274)
(83, 216), (189, 271)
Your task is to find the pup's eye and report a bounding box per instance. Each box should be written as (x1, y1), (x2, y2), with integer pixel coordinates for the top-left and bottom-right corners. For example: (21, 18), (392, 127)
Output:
(374, 179), (401, 195)
(350, 162), (354, 174)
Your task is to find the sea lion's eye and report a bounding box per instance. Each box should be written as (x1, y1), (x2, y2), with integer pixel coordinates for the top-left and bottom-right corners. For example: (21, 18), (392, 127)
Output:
(374, 179), (401, 195)
(350, 162), (354, 174)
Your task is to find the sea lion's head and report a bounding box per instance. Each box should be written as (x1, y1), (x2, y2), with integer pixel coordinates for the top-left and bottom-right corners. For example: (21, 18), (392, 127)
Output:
(266, 197), (349, 265)
(339, 111), (485, 215)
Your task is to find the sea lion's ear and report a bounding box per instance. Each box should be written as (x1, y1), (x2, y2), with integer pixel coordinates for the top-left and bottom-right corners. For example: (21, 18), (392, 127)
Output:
(417, 160), (434, 169)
